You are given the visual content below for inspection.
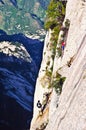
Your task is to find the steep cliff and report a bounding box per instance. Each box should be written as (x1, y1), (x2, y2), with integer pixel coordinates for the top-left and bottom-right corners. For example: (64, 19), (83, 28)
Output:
(30, 0), (86, 130)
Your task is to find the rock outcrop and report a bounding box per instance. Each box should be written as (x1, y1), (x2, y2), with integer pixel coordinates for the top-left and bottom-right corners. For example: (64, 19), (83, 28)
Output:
(30, 29), (53, 130)
(0, 39), (43, 130)
(30, 0), (86, 130)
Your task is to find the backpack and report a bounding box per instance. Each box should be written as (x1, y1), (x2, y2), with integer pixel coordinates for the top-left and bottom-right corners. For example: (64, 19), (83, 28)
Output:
(37, 101), (42, 108)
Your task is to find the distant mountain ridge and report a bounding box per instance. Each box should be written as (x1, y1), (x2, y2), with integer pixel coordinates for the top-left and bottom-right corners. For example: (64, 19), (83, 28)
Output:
(0, 30), (44, 67)
(0, 32), (44, 130)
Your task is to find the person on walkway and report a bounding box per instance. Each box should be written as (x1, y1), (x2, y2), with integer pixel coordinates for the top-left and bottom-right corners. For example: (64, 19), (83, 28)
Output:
(41, 93), (49, 113)
(37, 100), (42, 115)
(37, 92), (51, 116)
(61, 41), (66, 56)
(37, 100), (42, 108)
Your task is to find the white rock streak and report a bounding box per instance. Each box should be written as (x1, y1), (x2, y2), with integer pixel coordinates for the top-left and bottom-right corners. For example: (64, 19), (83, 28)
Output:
(0, 41), (31, 62)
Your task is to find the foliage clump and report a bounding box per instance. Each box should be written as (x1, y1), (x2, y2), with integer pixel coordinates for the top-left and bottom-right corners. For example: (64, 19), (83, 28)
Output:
(45, 70), (52, 77)
(51, 72), (66, 94)
(65, 19), (70, 29)
(44, 0), (67, 59)
(44, 0), (66, 30)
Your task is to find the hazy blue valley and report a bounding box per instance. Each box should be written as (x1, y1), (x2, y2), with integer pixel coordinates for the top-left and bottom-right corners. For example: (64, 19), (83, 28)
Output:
(0, 0), (50, 130)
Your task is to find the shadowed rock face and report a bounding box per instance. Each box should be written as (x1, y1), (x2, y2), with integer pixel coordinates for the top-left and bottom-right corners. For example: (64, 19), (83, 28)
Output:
(0, 48), (34, 130)
(0, 33), (44, 130)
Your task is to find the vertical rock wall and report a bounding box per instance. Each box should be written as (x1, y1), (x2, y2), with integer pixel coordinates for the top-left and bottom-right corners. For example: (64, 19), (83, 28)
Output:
(30, 29), (53, 130)
(30, 0), (86, 130)
(45, 0), (86, 129)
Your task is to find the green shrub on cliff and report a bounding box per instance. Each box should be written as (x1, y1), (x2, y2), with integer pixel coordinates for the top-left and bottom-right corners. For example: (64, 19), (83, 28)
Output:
(44, 0), (66, 59)
(51, 72), (66, 94)
(44, 0), (66, 30)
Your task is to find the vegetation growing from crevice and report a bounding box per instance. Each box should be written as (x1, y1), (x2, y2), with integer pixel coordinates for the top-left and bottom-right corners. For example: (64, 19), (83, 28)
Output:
(44, 0), (66, 30)
(40, 69), (52, 88)
(44, 0), (67, 59)
(65, 19), (70, 29)
(51, 72), (66, 94)
(41, 0), (67, 92)
(41, 70), (66, 94)
(45, 70), (52, 78)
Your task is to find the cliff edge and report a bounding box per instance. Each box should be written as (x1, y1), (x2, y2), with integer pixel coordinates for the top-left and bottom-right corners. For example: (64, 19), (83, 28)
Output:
(30, 0), (86, 130)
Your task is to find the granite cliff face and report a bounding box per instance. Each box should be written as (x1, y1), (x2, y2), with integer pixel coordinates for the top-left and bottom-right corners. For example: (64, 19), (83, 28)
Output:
(30, 0), (86, 129)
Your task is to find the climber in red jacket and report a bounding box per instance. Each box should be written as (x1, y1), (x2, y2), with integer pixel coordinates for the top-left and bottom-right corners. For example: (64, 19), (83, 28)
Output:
(61, 41), (66, 56)
(62, 41), (65, 51)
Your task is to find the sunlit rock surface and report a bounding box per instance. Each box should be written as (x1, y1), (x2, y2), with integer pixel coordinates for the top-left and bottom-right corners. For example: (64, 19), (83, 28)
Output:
(46, 0), (86, 129)
(30, 29), (53, 130)
(30, 0), (86, 130)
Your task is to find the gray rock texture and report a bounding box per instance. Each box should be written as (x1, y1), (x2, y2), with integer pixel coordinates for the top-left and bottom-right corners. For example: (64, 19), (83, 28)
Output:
(30, 0), (86, 129)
